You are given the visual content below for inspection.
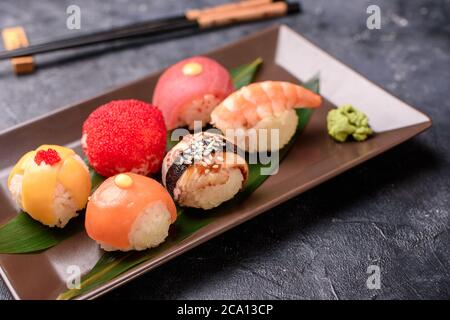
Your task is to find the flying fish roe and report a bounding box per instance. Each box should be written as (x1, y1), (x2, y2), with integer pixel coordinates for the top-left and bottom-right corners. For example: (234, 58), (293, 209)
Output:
(34, 148), (61, 166)
(82, 100), (167, 177)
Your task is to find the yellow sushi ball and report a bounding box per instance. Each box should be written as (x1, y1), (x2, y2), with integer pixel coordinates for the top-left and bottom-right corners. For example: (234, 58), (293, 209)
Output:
(8, 145), (91, 228)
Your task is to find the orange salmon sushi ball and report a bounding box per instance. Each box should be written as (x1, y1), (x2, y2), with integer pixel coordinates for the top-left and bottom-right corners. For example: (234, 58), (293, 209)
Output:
(85, 173), (177, 251)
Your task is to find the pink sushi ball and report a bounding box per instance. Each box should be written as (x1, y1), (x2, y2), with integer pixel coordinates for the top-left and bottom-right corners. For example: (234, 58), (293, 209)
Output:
(152, 56), (234, 130)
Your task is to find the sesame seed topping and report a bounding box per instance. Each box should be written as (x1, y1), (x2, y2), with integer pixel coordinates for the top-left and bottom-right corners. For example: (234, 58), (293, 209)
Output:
(174, 133), (227, 167)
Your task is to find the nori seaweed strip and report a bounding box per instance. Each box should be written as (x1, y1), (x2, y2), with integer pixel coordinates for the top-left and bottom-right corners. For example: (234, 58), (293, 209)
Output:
(165, 161), (189, 198)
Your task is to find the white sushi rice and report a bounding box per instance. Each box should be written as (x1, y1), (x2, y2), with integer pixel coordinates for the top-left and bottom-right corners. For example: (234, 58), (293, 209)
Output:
(129, 201), (172, 250)
(100, 201), (172, 252)
(222, 109), (298, 153)
(53, 183), (80, 228)
(80, 133), (88, 150)
(8, 173), (79, 228)
(178, 94), (221, 129)
(176, 168), (244, 210)
(8, 174), (23, 210)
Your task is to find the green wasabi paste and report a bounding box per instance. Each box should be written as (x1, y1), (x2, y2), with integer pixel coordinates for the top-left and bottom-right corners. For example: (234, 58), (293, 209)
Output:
(327, 105), (373, 142)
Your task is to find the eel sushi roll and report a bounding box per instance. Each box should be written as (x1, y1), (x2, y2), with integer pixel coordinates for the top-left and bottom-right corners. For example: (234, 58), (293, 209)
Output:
(85, 173), (177, 251)
(8, 145), (91, 228)
(211, 81), (322, 152)
(153, 56), (234, 130)
(162, 132), (248, 210)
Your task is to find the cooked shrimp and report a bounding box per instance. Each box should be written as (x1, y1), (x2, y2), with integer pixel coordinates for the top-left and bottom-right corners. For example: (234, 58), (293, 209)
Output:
(210, 81), (322, 129)
(210, 81), (322, 152)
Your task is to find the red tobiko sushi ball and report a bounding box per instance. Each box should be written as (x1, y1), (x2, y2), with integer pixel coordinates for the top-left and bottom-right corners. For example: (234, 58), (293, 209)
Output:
(152, 56), (234, 130)
(82, 100), (167, 177)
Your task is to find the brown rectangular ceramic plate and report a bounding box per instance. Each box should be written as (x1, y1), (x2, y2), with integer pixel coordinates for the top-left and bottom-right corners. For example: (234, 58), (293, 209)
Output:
(0, 25), (431, 300)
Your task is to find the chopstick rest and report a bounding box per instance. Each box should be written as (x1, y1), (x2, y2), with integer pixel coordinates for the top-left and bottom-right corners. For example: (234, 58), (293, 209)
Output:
(2, 26), (35, 75)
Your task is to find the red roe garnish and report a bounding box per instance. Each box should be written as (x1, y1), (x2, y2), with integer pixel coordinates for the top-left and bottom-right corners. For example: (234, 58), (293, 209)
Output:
(34, 148), (61, 166)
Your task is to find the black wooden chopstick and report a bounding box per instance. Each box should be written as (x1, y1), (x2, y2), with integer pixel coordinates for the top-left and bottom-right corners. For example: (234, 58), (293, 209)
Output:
(0, 1), (301, 61)
(0, 17), (196, 60)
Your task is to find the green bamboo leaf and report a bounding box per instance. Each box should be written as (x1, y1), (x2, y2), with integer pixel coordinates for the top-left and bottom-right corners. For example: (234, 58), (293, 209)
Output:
(230, 57), (263, 90)
(59, 75), (320, 300)
(0, 212), (83, 254)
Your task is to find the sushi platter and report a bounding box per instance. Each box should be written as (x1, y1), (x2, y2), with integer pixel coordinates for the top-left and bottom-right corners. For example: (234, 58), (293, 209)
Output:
(0, 25), (431, 299)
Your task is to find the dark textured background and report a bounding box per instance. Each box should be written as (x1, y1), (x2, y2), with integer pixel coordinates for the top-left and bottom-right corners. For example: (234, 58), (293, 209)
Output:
(0, 0), (449, 300)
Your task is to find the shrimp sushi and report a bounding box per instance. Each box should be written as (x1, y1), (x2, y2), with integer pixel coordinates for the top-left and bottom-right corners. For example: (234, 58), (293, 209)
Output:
(210, 81), (322, 152)
(153, 56), (234, 130)
(8, 145), (91, 228)
(85, 173), (177, 251)
(162, 132), (248, 210)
